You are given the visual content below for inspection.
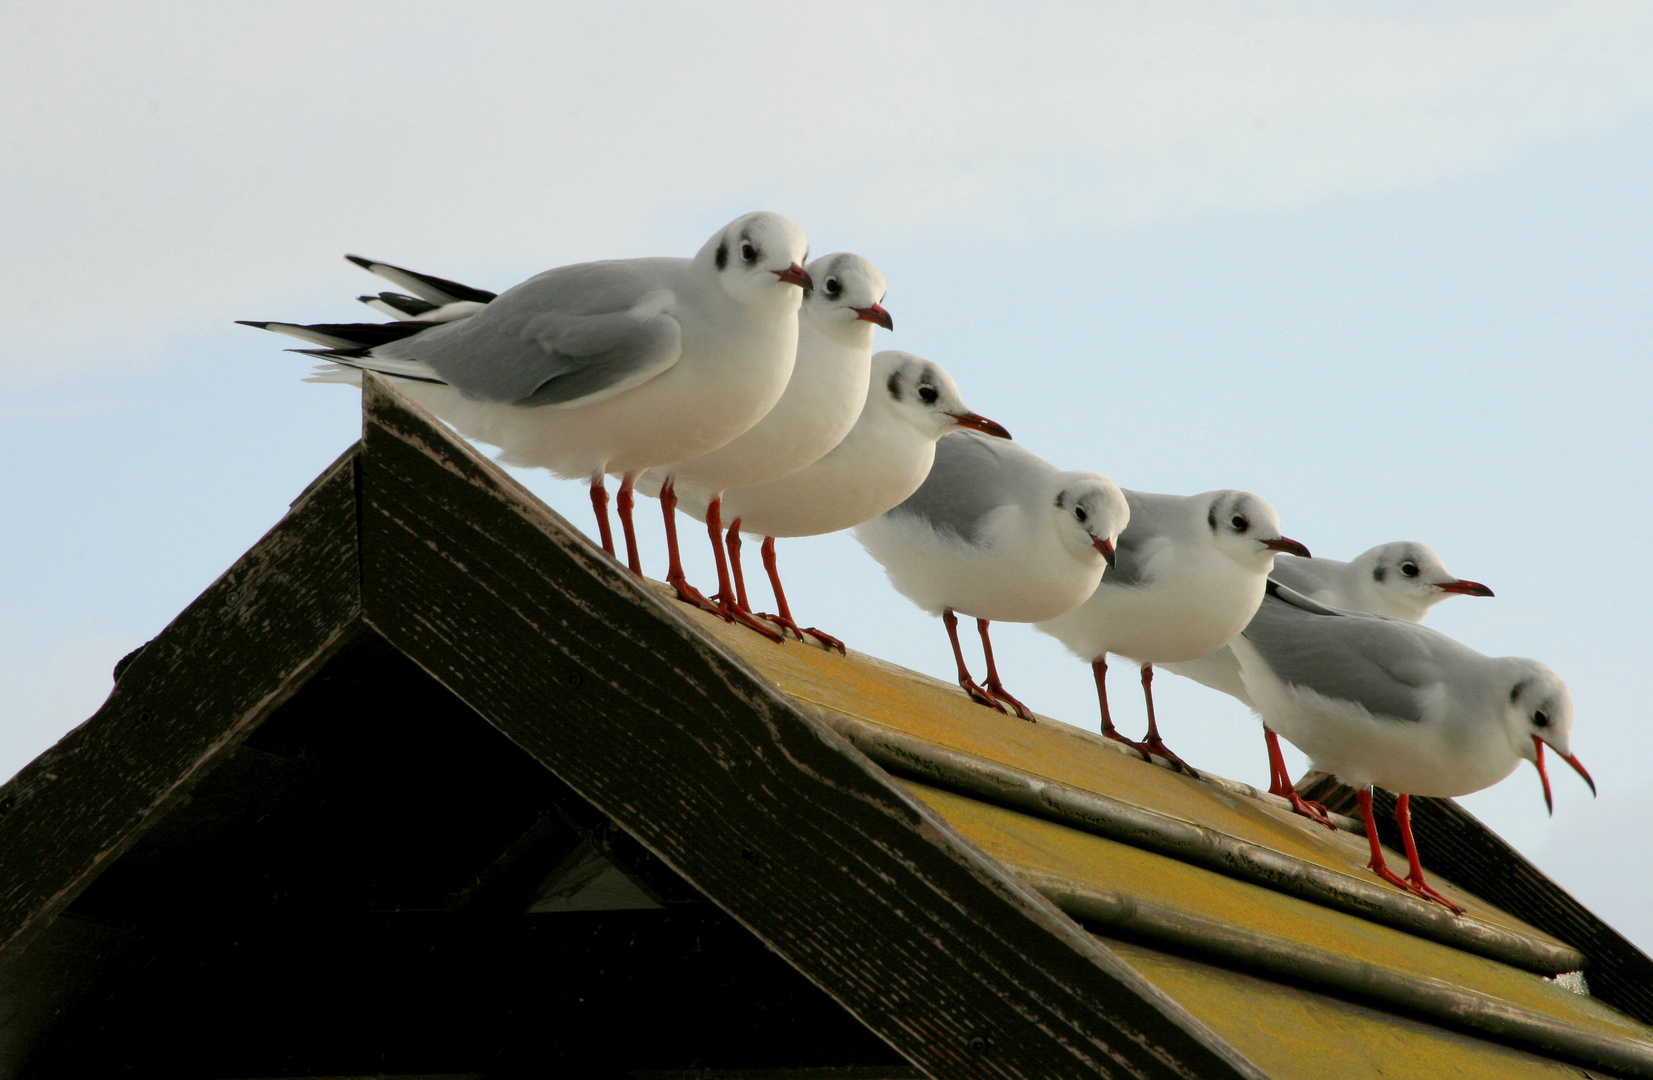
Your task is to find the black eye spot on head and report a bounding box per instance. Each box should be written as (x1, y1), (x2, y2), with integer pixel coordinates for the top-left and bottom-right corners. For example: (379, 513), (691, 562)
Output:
(1054, 492), (1066, 510)
(918, 385), (939, 404)
(741, 241), (758, 263)
(1509, 679), (1529, 704)
(887, 370), (903, 400)
(1075, 505), (1088, 523)
(1401, 562), (1420, 578)
(715, 242), (728, 271)
(1230, 514), (1249, 532)
(1373, 567), (1387, 584)
(825, 278), (841, 296)
(1533, 710), (1550, 728)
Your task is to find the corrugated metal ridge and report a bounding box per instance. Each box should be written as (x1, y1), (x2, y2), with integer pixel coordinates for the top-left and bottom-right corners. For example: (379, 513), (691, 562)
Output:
(1011, 866), (1653, 1078)
(817, 711), (1585, 977)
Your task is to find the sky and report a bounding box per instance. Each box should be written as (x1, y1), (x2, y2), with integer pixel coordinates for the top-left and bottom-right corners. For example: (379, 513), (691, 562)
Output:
(5, 2), (1652, 952)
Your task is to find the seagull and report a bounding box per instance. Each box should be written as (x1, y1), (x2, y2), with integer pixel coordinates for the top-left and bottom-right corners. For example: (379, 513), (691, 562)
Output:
(1035, 490), (1309, 774)
(1231, 582), (1594, 911)
(856, 432), (1130, 721)
(1163, 541), (1495, 823)
(239, 211), (813, 610)
(630, 253), (891, 639)
(668, 351), (1010, 651)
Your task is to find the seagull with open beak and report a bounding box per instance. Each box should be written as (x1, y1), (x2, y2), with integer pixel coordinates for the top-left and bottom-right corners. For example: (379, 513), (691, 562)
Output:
(1231, 581), (1595, 912)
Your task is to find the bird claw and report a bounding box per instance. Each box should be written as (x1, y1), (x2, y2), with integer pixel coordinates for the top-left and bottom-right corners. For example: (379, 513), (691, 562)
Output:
(959, 676), (1009, 715)
(670, 577), (729, 620)
(1368, 862), (1465, 914)
(985, 683), (1037, 723)
(757, 611), (846, 654)
(714, 592), (785, 643)
(1143, 735), (1200, 778)
(1283, 791), (1338, 831)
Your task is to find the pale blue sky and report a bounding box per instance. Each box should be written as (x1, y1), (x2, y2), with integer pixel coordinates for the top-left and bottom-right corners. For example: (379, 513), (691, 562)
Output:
(5, 2), (1651, 950)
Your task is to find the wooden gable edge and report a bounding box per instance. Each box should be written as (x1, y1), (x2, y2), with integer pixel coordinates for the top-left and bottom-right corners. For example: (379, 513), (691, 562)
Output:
(352, 374), (1268, 1080)
(1300, 774), (1653, 1028)
(0, 449), (364, 960)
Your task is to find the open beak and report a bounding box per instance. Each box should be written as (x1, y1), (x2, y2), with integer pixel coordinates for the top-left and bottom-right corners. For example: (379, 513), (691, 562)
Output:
(1262, 536), (1312, 558)
(1531, 734), (1597, 815)
(948, 412), (1012, 440)
(1437, 578), (1495, 597)
(852, 303), (894, 330)
(773, 263), (814, 289)
(1093, 536), (1117, 567)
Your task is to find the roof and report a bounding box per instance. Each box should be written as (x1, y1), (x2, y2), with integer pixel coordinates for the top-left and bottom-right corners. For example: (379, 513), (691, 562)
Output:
(1, 373), (1650, 1080)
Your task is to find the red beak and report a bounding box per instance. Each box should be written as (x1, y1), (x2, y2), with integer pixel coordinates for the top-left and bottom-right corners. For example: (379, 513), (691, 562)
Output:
(1437, 578), (1495, 597)
(774, 263), (813, 289)
(1263, 536), (1312, 558)
(947, 412), (1012, 440)
(1531, 735), (1596, 815)
(852, 303), (894, 330)
(1094, 536), (1117, 567)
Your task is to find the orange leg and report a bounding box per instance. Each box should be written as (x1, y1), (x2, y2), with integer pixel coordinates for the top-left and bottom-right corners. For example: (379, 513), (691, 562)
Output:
(588, 473), (614, 556)
(756, 537), (845, 654)
(616, 474), (642, 576)
(945, 608), (1004, 714)
(1264, 728), (1335, 829)
(703, 497), (782, 642)
(1138, 665), (1198, 777)
(1357, 788), (1463, 913)
(977, 619), (1034, 722)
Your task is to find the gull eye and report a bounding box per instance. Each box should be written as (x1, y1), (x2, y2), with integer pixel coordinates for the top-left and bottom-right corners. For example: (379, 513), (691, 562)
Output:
(1401, 562), (1420, 578)
(918, 385), (939, 404)
(741, 242), (758, 263)
(825, 278), (841, 295)
(1533, 711), (1550, 728)
(1231, 515), (1248, 531)
(1075, 506), (1088, 523)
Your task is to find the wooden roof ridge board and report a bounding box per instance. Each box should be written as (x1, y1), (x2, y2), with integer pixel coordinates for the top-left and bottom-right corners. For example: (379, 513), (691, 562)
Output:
(1298, 772), (1653, 1029)
(0, 373), (1269, 1080)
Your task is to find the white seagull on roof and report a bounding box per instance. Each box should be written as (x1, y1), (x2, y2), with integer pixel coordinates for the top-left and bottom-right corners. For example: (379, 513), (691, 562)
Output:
(1231, 582), (1594, 911)
(666, 351), (1011, 652)
(1164, 541), (1495, 822)
(1035, 489), (1309, 774)
(239, 211), (813, 612)
(856, 431), (1129, 721)
(630, 253), (892, 640)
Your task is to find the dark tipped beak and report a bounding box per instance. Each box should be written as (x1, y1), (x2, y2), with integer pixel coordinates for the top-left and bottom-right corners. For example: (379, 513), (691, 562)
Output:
(947, 412), (1012, 440)
(852, 303), (894, 330)
(1532, 735), (1596, 815)
(1437, 578), (1495, 597)
(1263, 536), (1312, 558)
(774, 263), (813, 289)
(1094, 536), (1117, 567)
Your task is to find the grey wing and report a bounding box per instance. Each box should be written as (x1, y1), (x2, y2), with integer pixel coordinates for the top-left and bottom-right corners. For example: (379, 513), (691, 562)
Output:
(1242, 592), (1441, 722)
(1104, 490), (1183, 588)
(1268, 554), (1340, 596)
(373, 259), (683, 407)
(887, 431), (1030, 544)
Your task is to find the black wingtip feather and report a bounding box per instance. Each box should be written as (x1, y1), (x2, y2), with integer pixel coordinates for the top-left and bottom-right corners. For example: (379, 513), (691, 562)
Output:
(345, 253), (498, 304)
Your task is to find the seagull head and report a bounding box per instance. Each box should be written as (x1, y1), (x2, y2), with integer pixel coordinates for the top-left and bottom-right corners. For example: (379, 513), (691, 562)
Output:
(702, 211), (812, 309)
(802, 253), (892, 341)
(1351, 541), (1494, 622)
(1204, 491), (1309, 571)
(872, 350), (1011, 441)
(1505, 661), (1593, 814)
(1053, 474), (1130, 568)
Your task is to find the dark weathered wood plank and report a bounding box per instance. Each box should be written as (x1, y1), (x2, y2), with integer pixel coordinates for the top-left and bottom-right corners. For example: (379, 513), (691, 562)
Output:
(1298, 773), (1653, 1027)
(0, 451), (363, 960)
(356, 375), (1265, 1080)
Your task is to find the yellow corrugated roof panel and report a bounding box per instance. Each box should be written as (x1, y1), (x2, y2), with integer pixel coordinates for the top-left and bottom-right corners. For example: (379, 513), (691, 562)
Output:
(1099, 937), (1601, 1080)
(901, 778), (1650, 1045)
